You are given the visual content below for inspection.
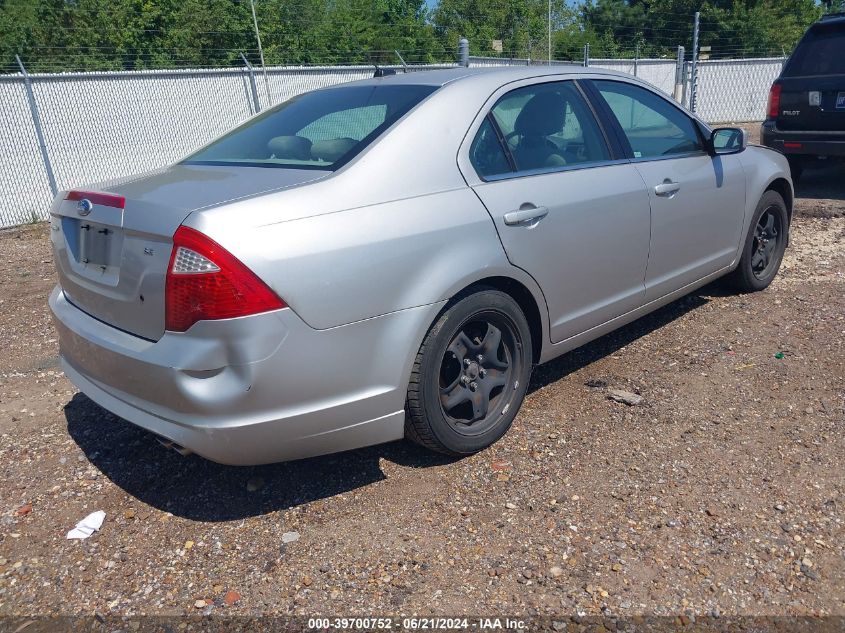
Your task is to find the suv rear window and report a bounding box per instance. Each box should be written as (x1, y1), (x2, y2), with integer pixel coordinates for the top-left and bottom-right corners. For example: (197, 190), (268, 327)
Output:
(184, 84), (437, 170)
(783, 23), (845, 77)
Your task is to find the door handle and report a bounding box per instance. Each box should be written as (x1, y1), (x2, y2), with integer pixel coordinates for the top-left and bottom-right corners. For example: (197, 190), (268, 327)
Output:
(654, 180), (681, 197)
(503, 205), (549, 226)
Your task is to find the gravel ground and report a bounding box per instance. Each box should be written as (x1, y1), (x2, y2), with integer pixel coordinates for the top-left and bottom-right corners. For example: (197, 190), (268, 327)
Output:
(1, 130), (844, 621)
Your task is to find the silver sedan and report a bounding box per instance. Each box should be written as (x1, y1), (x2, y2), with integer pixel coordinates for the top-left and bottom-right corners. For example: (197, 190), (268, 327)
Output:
(48, 66), (792, 464)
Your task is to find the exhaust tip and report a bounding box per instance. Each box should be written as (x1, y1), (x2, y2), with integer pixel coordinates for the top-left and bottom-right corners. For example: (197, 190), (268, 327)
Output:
(154, 435), (193, 457)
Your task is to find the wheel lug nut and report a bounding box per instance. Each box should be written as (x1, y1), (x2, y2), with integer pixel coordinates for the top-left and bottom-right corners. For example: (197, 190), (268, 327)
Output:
(477, 355), (484, 363)
(479, 368), (486, 378)
(464, 359), (471, 367)
(460, 376), (469, 385)
(470, 382), (478, 391)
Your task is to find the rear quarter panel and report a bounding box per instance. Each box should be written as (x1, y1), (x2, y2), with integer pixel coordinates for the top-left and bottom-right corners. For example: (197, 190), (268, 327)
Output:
(218, 188), (529, 330)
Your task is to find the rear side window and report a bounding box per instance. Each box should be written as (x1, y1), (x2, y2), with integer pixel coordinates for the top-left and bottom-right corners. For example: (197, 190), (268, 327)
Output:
(593, 80), (704, 158)
(469, 118), (512, 178)
(184, 84), (437, 170)
(784, 24), (845, 77)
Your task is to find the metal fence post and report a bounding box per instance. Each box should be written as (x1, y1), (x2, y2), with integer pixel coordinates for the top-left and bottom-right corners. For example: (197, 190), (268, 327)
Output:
(249, 0), (271, 104)
(458, 38), (469, 67)
(674, 45), (685, 103)
(583, 43), (590, 67)
(16, 56), (57, 197)
(690, 11), (700, 112)
(240, 53), (261, 115)
(15, 55), (59, 196)
(634, 44), (639, 77)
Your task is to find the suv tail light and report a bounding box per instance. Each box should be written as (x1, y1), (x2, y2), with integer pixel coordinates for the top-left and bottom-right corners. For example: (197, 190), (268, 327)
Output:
(767, 83), (782, 119)
(165, 226), (285, 332)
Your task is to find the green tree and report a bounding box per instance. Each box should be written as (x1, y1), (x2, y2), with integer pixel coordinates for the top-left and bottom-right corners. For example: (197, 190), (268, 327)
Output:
(582, 0), (822, 58)
(0, 0), (831, 73)
(158, 0), (251, 68)
(434, 0), (577, 60)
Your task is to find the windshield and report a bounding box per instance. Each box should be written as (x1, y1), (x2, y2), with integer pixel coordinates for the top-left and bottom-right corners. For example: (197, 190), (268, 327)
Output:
(184, 84), (437, 170)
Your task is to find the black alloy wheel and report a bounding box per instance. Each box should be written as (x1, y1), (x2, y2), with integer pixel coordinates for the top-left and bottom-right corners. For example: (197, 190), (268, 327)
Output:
(751, 207), (782, 280)
(405, 289), (533, 455)
(727, 190), (788, 292)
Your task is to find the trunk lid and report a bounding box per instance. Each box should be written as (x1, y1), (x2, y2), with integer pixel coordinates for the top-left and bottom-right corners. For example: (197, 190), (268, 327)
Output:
(777, 18), (845, 132)
(51, 164), (326, 340)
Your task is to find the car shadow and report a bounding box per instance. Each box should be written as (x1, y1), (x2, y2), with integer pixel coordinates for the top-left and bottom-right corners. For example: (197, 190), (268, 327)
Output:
(528, 290), (710, 393)
(66, 286), (715, 523)
(795, 162), (845, 204)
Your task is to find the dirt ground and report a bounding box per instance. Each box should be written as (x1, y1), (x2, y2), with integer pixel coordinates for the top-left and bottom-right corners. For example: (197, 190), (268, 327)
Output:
(1, 127), (844, 623)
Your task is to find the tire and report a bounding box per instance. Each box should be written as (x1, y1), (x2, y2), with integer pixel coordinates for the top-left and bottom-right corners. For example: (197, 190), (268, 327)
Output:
(726, 190), (788, 293)
(405, 288), (533, 456)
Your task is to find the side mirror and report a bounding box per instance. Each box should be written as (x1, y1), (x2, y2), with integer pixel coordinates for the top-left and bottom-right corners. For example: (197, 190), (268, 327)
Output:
(710, 127), (747, 155)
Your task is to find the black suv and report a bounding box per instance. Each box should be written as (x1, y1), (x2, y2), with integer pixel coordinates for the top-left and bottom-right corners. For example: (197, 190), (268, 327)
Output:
(761, 12), (845, 183)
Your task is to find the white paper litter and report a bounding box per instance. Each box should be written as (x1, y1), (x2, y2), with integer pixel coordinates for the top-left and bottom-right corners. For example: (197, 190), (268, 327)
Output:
(66, 510), (106, 539)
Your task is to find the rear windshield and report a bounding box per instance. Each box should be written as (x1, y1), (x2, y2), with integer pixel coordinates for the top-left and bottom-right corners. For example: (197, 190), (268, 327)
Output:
(184, 84), (437, 170)
(784, 23), (845, 77)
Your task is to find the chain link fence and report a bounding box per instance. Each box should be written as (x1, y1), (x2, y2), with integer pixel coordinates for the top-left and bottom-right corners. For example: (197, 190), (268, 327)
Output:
(0, 76), (55, 226)
(694, 57), (786, 123)
(1, 55), (783, 229)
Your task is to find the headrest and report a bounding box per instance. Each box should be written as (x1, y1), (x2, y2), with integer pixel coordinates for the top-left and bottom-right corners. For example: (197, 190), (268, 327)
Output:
(311, 138), (358, 163)
(514, 92), (566, 136)
(268, 136), (312, 160)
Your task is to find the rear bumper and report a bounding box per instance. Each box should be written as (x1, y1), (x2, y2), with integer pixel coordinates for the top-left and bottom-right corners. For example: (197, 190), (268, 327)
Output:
(50, 286), (443, 465)
(761, 121), (845, 157)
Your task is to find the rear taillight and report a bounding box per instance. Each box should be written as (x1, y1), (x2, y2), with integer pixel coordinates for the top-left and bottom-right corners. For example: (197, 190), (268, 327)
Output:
(165, 226), (285, 332)
(767, 83), (781, 119)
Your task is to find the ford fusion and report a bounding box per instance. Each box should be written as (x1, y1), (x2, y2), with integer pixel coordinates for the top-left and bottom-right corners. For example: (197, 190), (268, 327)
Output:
(49, 67), (793, 465)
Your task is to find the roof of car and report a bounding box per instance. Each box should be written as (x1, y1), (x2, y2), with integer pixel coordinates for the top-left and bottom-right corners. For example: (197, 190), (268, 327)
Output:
(819, 11), (845, 23)
(347, 64), (630, 89)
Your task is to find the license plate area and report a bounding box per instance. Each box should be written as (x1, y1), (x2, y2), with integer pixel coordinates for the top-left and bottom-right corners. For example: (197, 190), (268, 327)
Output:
(67, 219), (123, 284)
(79, 221), (114, 266)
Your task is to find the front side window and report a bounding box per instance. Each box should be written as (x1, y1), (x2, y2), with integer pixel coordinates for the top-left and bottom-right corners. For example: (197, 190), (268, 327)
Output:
(469, 80), (610, 178)
(593, 80), (704, 159)
(184, 84), (437, 170)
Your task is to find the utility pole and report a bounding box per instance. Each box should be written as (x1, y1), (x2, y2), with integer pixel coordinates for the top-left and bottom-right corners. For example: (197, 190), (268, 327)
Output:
(548, 0), (552, 63)
(250, 0), (271, 104)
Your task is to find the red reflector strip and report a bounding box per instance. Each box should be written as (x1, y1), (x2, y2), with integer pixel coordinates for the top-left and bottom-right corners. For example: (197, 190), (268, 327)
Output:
(783, 142), (802, 149)
(65, 190), (126, 209)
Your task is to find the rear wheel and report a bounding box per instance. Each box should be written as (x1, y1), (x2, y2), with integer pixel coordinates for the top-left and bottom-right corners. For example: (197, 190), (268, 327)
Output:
(726, 190), (788, 293)
(405, 289), (532, 456)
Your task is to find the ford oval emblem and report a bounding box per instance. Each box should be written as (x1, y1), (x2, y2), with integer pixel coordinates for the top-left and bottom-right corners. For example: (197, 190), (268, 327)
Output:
(77, 199), (93, 216)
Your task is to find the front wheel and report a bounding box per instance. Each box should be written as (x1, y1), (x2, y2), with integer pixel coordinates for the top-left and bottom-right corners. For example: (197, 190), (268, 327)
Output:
(726, 190), (788, 293)
(405, 289), (532, 456)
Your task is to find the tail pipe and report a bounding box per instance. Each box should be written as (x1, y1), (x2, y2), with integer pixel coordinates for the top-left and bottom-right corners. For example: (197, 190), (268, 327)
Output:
(154, 435), (193, 457)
